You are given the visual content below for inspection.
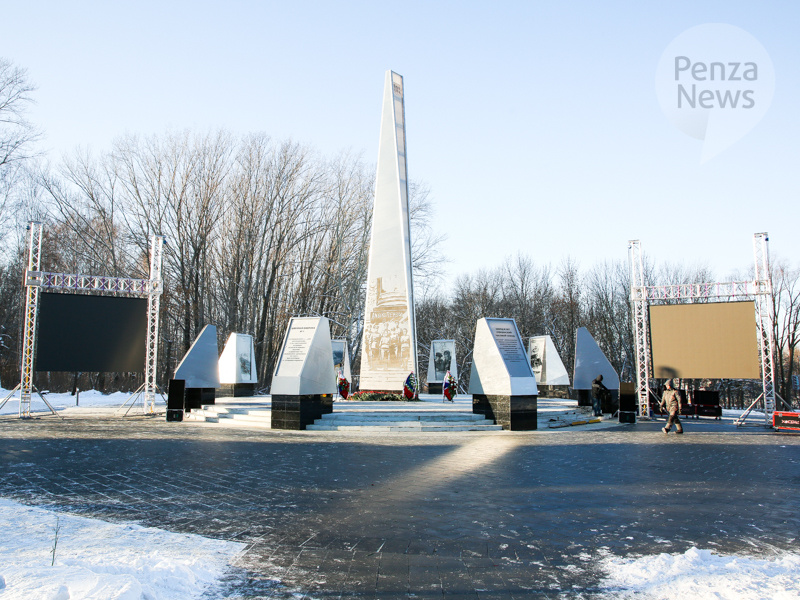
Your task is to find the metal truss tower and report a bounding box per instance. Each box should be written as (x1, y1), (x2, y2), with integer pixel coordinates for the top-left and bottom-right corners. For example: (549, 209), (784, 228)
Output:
(628, 240), (651, 418)
(752, 233), (776, 421)
(629, 234), (776, 427)
(19, 222), (44, 417)
(144, 235), (165, 413)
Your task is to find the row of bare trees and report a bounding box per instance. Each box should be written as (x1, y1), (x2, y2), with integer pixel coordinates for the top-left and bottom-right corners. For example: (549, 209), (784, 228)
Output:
(417, 255), (800, 405)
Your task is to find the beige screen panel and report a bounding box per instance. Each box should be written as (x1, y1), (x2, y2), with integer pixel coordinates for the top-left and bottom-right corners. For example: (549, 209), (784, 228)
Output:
(649, 301), (760, 379)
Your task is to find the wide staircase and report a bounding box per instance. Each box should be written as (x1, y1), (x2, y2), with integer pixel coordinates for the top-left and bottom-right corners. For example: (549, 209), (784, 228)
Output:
(307, 401), (502, 432)
(183, 398), (272, 428)
(184, 397), (502, 431)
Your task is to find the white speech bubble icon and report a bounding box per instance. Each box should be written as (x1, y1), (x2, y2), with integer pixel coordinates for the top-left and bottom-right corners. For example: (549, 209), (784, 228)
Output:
(656, 23), (775, 163)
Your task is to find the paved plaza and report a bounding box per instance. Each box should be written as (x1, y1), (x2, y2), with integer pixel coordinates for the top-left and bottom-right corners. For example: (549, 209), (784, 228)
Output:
(1, 402), (798, 599)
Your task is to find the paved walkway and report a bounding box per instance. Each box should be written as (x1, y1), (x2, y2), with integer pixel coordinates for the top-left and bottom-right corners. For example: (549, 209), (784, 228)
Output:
(1, 402), (798, 599)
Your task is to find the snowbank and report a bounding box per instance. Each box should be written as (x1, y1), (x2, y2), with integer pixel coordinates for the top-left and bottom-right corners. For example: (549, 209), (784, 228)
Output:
(0, 498), (244, 599)
(598, 546), (800, 599)
(0, 389), (152, 416)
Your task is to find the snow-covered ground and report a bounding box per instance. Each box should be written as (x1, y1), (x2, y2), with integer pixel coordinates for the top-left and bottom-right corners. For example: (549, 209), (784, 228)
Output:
(0, 498), (244, 600)
(3, 497), (799, 600)
(597, 546), (800, 599)
(0, 389), (160, 417)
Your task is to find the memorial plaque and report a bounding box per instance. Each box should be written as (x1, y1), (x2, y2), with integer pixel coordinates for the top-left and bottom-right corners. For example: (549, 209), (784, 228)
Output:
(528, 336), (546, 383)
(219, 333), (257, 385)
(487, 319), (531, 378)
(428, 339), (457, 383)
(276, 320), (318, 378)
(271, 317), (336, 396)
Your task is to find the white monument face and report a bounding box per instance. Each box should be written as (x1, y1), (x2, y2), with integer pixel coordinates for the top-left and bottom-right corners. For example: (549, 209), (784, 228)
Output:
(427, 339), (457, 383)
(271, 317), (336, 396)
(331, 339), (352, 381)
(468, 318), (538, 396)
(359, 71), (417, 392)
(174, 324), (220, 389)
(573, 327), (620, 390)
(529, 335), (570, 386)
(219, 333), (257, 384)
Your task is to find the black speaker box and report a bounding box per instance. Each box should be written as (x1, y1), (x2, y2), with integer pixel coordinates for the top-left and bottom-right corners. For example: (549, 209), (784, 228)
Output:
(167, 379), (186, 410)
(166, 409), (184, 422)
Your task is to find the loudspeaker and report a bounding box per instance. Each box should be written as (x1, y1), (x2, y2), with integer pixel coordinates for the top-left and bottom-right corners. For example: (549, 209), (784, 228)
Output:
(167, 379), (185, 410)
(619, 411), (636, 423)
(619, 382), (637, 412)
(166, 409), (183, 422)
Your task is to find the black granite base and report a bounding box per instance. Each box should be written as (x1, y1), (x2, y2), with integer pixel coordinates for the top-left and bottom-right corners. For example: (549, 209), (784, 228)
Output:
(427, 382), (443, 395)
(602, 390), (619, 414)
(185, 388), (216, 411)
(538, 384), (570, 399)
(472, 394), (538, 431)
(271, 394), (334, 430)
(576, 389), (592, 407)
(217, 383), (256, 398)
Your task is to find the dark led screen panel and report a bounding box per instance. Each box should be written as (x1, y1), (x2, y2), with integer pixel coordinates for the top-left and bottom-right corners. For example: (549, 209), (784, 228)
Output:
(649, 301), (759, 379)
(36, 292), (148, 372)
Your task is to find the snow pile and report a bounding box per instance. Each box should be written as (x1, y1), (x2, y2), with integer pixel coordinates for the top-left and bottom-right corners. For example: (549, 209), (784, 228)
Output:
(0, 389), (146, 416)
(0, 498), (244, 599)
(598, 546), (800, 599)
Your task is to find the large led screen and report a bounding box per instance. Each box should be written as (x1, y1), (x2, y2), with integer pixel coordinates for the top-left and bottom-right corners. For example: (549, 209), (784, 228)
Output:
(36, 292), (148, 372)
(649, 301), (759, 379)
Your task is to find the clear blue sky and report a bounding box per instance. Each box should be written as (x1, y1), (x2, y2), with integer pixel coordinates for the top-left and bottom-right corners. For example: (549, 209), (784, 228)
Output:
(4, 1), (798, 280)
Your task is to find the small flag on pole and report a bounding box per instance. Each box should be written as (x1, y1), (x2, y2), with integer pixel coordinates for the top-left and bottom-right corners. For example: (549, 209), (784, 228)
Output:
(403, 372), (418, 400)
(337, 371), (350, 399)
(442, 370), (457, 401)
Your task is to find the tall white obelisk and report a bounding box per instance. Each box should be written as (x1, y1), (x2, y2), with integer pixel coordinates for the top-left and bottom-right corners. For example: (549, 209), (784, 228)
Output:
(359, 71), (417, 392)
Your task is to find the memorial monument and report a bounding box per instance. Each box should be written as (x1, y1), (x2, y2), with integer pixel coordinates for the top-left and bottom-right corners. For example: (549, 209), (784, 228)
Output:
(468, 318), (538, 430)
(529, 335), (570, 395)
(573, 327), (620, 410)
(271, 317), (336, 430)
(173, 324), (221, 410)
(218, 333), (257, 397)
(427, 339), (457, 394)
(359, 71), (418, 392)
(331, 339), (352, 382)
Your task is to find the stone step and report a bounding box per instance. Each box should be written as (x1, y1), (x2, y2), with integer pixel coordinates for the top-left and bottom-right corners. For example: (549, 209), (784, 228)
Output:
(315, 413), (488, 423)
(306, 423), (503, 432)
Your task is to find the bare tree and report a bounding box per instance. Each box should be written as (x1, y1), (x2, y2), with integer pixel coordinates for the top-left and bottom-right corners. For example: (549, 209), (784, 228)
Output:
(771, 259), (800, 404)
(0, 58), (40, 247)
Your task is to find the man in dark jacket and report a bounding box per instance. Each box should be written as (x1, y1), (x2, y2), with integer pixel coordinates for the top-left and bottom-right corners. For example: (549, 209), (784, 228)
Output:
(591, 374), (608, 417)
(660, 379), (684, 434)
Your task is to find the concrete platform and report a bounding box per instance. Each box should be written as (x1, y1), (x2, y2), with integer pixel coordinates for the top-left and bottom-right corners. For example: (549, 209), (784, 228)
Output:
(184, 394), (614, 432)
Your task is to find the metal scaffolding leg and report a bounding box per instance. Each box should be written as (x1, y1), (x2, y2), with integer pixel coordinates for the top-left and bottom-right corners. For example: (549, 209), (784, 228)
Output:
(629, 240), (651, 419)
(19, 223), (43, 418)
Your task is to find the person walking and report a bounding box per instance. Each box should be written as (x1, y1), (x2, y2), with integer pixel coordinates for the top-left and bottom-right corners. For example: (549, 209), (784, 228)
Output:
(660, 379), (684, 434)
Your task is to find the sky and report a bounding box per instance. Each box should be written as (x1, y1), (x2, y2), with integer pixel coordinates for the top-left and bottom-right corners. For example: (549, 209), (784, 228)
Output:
(3, 1), (799, 282)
